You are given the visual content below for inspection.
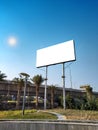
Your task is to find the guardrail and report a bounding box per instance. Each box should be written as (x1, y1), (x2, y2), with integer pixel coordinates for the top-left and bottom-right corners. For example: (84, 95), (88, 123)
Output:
(0, 120), (98, 130)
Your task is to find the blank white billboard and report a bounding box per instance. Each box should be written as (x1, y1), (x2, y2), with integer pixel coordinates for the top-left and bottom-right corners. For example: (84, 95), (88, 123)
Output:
(36, 40), (76, 68)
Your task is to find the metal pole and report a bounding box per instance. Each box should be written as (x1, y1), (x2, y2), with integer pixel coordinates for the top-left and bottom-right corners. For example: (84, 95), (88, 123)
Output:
(69, 66), (72, 89)
(44, 66), (48, 110)
(22, 77), (27, 115)
(62, 63), (66, 109)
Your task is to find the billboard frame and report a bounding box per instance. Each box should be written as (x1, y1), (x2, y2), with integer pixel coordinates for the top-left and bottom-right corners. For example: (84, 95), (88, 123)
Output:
(36, 40), (76, 68)
(36, 40), (76, 109)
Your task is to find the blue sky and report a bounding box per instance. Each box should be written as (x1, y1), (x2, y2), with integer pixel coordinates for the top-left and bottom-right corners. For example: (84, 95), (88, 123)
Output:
(0, 0), (98, 91)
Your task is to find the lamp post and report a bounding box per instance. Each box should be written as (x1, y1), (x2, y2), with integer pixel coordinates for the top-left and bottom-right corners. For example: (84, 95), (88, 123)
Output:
(20, 73), (30, 115)
(69, 66), (72, 89)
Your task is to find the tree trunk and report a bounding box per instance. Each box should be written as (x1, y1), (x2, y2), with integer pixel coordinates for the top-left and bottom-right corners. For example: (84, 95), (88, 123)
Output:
(36, 85), (39, 109)
(51, 89), (54, 109)
(16, 85), (21, 110)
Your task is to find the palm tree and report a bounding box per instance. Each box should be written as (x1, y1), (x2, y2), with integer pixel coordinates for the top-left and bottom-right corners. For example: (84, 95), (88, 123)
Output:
(31, 75), (44, 109)
(13, 77), (24, 109)
(48, 85), (56, 109)
(0, 71), (7, 81)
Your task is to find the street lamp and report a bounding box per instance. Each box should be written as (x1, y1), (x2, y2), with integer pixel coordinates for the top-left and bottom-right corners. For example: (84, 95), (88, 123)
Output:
(20, 73), (30, 115)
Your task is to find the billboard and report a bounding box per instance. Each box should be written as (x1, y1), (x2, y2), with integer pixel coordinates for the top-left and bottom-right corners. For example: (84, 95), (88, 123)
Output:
(36, 40), (76, 68)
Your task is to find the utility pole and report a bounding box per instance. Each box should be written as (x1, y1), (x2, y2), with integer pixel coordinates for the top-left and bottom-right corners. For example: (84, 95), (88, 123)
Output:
(44, 66), (48, 110)
(62, 63), (66, 109)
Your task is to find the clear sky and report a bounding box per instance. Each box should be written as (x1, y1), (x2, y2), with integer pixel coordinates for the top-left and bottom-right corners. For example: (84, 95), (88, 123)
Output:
(0, 0), (98, 91)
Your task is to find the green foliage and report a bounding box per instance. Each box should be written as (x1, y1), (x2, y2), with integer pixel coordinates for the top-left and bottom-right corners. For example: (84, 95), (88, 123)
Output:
(0, 110), (57, 119)
(0, 71), (7, 81)
(83, 97), (98, 110)
(58, 96), (63, 107)
(48, 85), (56, 109)
(31, 75), (44, 109)
(66, 94), (75, 109)
(13, 76), (25, 110)
(58, 93), (98, 111)
(80, 85), (93, 100)
(31, 75), (44, 86)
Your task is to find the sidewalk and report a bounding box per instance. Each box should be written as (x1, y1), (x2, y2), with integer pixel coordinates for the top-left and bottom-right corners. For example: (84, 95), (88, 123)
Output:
(38, 110), (66, 120)
(47, 111), (66, 120)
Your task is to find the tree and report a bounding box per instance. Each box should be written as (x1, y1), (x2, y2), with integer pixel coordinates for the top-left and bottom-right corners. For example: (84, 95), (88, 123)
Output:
(13, 76), (24, 109)
(31, 75), (44, 109)
(80, 85), (98, 110)
(66, 94), (75, 109)
(80, 85), (93, 100)
(0, 71), (7, 81)
(48, 85), (56, 109)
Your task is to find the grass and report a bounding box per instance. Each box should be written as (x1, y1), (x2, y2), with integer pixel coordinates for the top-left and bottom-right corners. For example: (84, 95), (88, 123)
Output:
(0, 109), (98, 120)
(47, 109), (98, 120)
(0, 109), (57, 120)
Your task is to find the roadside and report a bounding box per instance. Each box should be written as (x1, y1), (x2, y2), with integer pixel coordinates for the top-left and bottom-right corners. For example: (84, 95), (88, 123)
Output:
(48, 112), (66, 120)
(40, 110), (66, 120)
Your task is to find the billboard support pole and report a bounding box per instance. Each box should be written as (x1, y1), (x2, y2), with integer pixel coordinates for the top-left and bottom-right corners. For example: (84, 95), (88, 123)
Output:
(44, 66), (48, 110)
(62, 63), (66, 109)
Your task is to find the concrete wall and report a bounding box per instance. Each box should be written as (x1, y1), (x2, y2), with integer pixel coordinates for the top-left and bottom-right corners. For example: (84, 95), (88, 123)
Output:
(0, 120), (98, 130)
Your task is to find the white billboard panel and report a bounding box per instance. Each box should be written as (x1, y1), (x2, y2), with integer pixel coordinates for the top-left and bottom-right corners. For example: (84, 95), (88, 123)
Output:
(36, 40), (76, 68)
